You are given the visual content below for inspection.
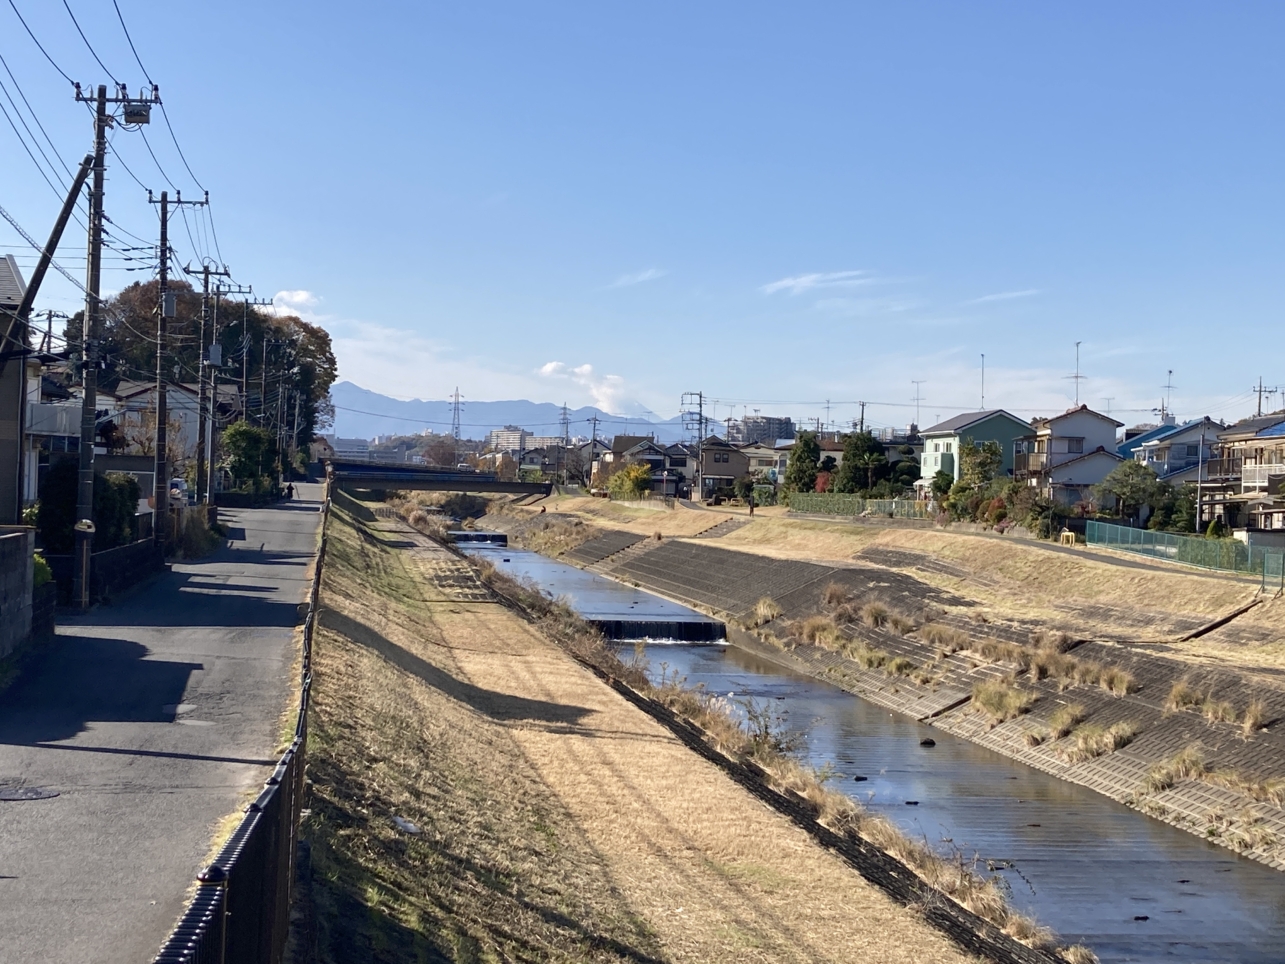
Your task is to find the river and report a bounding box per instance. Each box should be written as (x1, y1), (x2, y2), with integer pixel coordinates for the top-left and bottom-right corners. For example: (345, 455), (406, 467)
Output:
(472, 544), (1285, 963)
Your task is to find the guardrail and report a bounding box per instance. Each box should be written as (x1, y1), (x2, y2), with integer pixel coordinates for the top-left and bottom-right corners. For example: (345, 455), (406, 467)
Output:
(152, 489), (329, 964)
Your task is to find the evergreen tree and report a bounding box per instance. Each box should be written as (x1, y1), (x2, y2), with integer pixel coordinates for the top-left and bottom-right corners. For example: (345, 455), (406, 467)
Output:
(783, 431), (820, 493)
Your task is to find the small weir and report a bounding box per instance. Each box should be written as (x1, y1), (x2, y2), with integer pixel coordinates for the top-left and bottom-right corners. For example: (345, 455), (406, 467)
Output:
(484, 544), (1285, 964)
(458, 544), (725, 641)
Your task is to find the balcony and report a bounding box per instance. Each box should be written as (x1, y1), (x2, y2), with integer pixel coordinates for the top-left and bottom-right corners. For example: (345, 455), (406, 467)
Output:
(1204, 457), (1243, 480)
(1013, 452), (1049, 477)
(26, 402), (79, 437)
(1243, 463), (1285, 492)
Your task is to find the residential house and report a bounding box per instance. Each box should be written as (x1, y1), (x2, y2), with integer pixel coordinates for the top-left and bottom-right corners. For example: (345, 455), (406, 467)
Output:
(593, 435), (673, 493)
(698, 435), (748, 497)
(727, 414), (796, 445)
(918, 410), (1030, 487)
(738, 441), (787, 483)
(1201, 413), (1285, 530)
(1014, 405), (1124, 505)
(1130, 417), (1223, 484)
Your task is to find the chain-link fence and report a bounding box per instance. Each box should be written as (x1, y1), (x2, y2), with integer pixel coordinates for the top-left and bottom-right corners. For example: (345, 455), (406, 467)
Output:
(787, 493), (933, 519)
(1086, 520), (1285, 591)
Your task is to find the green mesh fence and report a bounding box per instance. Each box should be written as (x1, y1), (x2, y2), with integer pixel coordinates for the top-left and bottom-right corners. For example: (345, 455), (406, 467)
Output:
(787, 493), (933, 519)
(1086, 520), (1285, 589)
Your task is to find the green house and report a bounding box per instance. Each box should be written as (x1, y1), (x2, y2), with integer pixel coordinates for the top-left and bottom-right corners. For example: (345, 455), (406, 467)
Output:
(918, 409), (1031, 485)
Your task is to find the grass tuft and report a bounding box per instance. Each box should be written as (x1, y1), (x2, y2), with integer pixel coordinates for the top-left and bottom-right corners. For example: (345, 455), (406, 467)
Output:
(860, 601), (890, 628)
(1145, 744), (1208, 793)
(1202, 698), (1237, 724)
(821, 582), (851, 608)
(1243, 699), (1268, 736)
(752, 596), (783, 627)
(1099, 666), (1136, 696)
(1166, 679), (1204, 712)
(920, 623), (969, 656)
(972, 680), (1036, 723)
(1047, 703), (1086, 739)
(1064, 721), (1138, 763)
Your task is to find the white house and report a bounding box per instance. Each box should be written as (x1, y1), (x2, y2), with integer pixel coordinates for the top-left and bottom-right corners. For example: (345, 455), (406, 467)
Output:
(1014, 405), (1124, 505)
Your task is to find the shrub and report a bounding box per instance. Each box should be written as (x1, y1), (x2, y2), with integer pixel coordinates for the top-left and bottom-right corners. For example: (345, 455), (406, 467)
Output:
(607, 462), (653, 499)
(1047, 703), (1086, 739)
(972, 680), (1036, 723)
(32, 551), (51, 588)
(37, 460), (141, 553)
(841, 639), (889, 669)
(886, 613), (916, 636)
(1064, 721), (1138, 762)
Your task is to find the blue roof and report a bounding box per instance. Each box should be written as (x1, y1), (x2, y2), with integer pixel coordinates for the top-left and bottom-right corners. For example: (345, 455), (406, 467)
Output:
(1257, 420), (1285, 438)
(1117, 418), (1215, 458)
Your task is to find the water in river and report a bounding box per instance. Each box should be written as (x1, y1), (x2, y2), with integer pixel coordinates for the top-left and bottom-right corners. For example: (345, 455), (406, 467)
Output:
(482, 546), (1285, 963)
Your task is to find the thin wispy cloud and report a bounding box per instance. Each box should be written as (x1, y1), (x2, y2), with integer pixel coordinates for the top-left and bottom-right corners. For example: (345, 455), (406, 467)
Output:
(761, 270), (874, 296)
(608, 268), (666, 288)
(966, 288), (1041, 304)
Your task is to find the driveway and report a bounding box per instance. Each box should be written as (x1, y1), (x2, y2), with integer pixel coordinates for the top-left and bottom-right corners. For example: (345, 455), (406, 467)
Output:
(0, 486), (323, 964)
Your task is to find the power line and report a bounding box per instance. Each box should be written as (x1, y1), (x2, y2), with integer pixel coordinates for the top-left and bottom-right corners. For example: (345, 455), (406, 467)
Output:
(62, 0), (119, 84)
(0, 51), (75, 180)
(6, 0), (76, 86)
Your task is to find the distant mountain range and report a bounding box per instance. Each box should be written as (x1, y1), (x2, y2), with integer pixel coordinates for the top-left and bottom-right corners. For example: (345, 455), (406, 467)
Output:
(329, 381), (691, 443)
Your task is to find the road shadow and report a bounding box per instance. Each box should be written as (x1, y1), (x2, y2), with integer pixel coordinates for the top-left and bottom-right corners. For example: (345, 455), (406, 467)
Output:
(0, 634), (203, 745)
(319, 608), (593, 727)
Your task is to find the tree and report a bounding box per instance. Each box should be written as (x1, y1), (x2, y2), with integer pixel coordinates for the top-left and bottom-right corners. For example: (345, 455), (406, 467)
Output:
(834, 431), (887, 493)
(221, 421), (277, 490)
(608, 462), (652, 499)
(959, 437), (1003, 487)
(818, 455), (837, 473)
(853, 451), (888, 490)
(37, 460), (140, 553)
(930, 469), (954, 500)
(1093, 461), (1162, 521)
(783, 431), (819, 493)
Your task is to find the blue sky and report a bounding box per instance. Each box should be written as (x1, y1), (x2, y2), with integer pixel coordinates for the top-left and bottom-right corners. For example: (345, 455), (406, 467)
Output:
(2, 2), (1283, 433)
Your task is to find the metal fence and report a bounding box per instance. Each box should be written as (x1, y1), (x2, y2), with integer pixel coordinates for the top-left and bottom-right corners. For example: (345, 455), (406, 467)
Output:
(153, 493), (329, 964)
(1086, 520), (1285, 591)
(788, 493), (933, 519)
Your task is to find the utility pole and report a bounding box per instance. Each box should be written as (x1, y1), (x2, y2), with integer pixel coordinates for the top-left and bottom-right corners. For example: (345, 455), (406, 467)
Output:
(204, 281), (251, 500)
(149, 190), (204, 545)
(980, 354), (986, 410)
(71, 83), (159, 608)
(185, 261), (230, 503)
(858, 401), (866, 434)
(1253, 376), (1278, 418)
(911, 381), (925, 430)
(1102, 397), (1114, 417)
(560, 402), (570, 485)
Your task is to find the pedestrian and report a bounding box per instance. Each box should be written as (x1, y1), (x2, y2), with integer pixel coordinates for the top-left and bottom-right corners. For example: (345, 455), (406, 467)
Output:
(748, 494), (755, 517)
(286, 482), (295, 500)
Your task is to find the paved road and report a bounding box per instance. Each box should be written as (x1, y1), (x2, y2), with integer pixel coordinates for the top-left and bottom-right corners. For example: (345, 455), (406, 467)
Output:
(0, 486), (324, 964)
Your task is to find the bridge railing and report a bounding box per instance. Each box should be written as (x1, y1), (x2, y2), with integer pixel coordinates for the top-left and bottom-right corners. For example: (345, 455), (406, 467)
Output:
(152, 490), (329, 964)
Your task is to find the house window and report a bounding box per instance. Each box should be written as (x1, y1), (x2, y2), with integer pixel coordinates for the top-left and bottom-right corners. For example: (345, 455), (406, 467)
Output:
(669, 457), (686, 467)
(933, 442), (940, 453)
(944, 442), (952, 454)
(1186, 444), (1199, 458)
(1067, 438), (1084, 454)
(934, 455), (939, 467)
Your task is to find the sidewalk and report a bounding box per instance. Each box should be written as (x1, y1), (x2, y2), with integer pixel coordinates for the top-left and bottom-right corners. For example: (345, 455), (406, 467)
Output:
(0, 485), (324, 964)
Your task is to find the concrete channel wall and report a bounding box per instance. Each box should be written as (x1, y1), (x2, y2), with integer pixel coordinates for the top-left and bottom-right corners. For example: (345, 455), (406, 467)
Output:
(535, 521), (1285, 871)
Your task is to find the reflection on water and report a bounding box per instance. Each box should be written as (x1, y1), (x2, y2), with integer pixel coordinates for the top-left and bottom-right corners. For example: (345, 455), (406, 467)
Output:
(645, 643), (1285, 964)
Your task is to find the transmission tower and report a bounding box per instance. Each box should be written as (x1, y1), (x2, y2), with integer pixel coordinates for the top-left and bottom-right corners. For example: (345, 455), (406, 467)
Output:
(681, 391), (705, 499)
(560, 402), (571, 485)
(450, 388), (462, 465)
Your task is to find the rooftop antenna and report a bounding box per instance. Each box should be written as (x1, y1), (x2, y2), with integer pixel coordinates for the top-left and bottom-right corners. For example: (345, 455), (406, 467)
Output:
(1101, 397), (1114, 416)
(1066, 341), (1086, 406)
(911, 380), (925, 427)
(980, 354), (985, 409)
(1164, 370), (1175, 419)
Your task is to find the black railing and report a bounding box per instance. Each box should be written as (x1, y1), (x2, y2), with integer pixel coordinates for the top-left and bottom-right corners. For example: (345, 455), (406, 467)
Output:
(153, 492), (328, 964)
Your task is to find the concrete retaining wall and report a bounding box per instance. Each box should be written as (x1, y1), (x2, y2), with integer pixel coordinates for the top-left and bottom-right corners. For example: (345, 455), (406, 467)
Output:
(0, 529), (33, 660)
